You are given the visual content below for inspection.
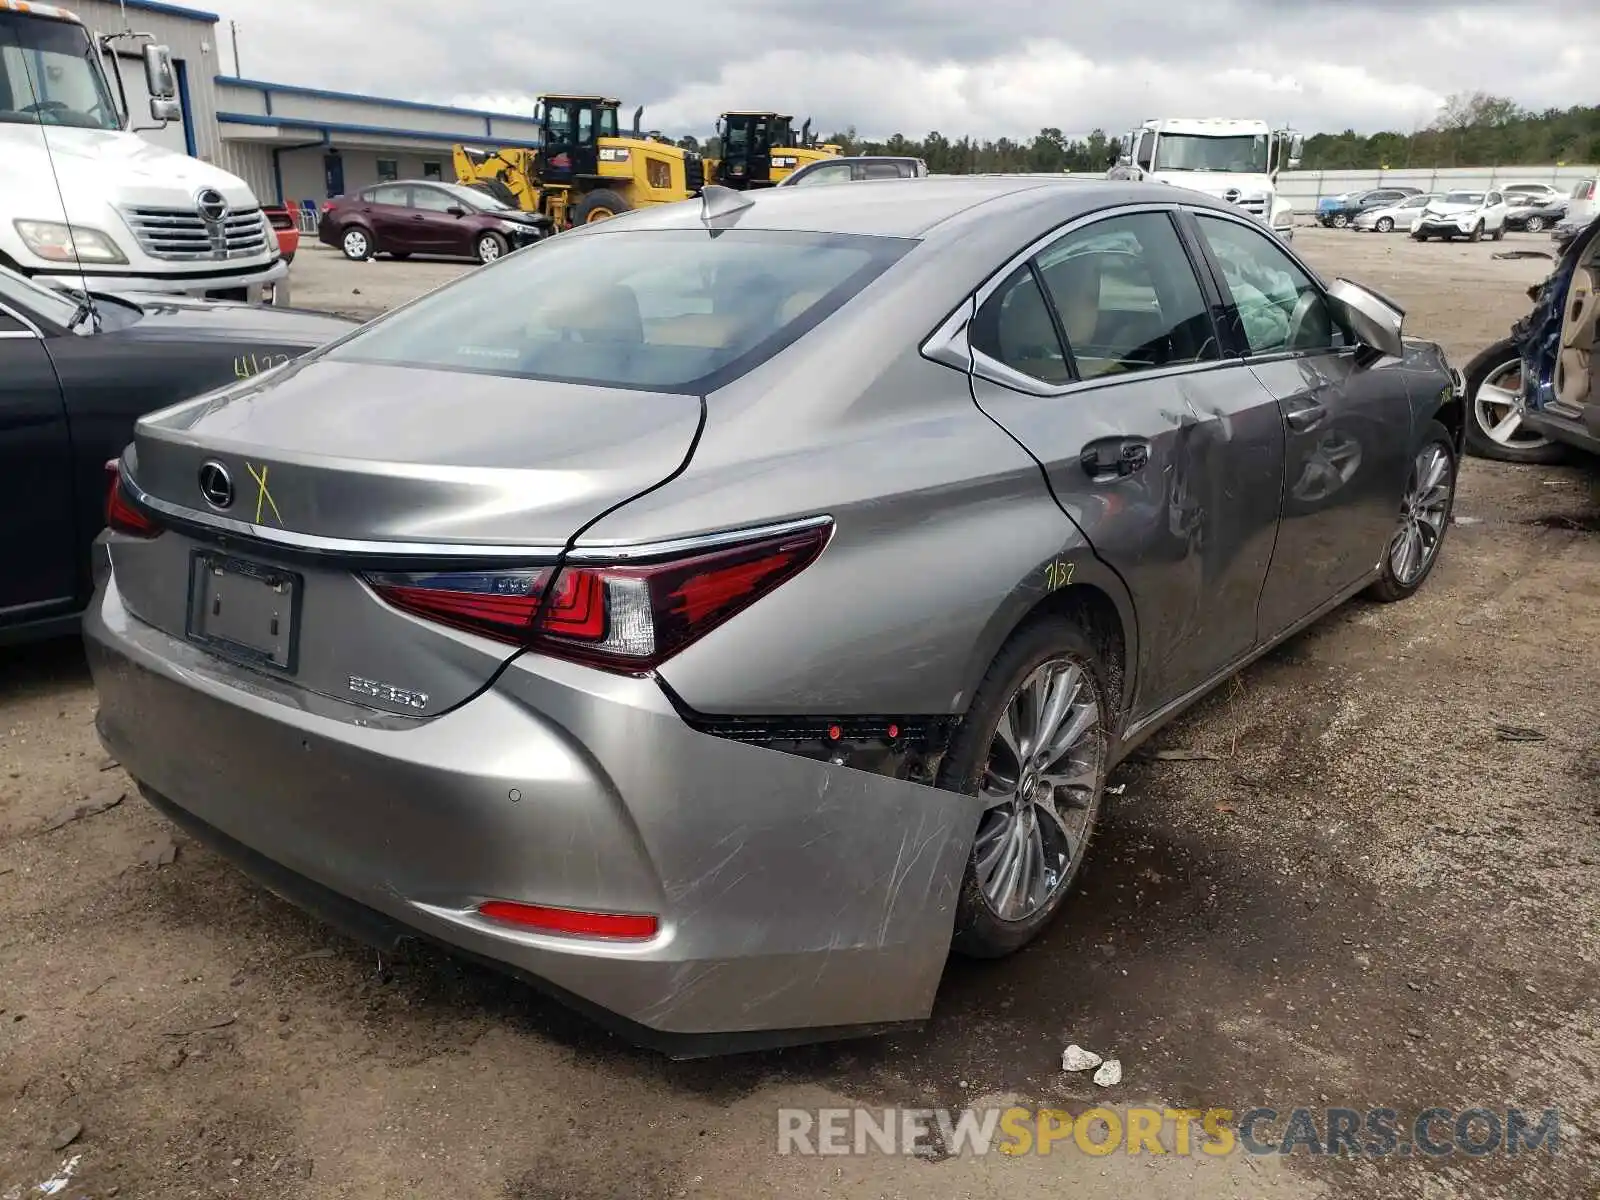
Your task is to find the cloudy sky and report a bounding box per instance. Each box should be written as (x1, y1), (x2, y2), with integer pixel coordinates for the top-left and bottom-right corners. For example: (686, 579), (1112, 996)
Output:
(217, 0), (1599, 142)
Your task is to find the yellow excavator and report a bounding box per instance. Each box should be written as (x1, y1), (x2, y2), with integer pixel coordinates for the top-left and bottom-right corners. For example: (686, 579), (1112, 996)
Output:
(453, 95), (705, 227)
(704, 112), (839, 189)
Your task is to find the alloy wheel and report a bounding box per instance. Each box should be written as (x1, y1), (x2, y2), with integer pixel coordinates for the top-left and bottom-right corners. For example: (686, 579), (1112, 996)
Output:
(972, 658), (1104, 923)
(1526, 216), (1545, 233)
(1473, 360), (1555, 452)
(1332, 214), (1349, 228)
(1376, 217), (1394, 233)
(478, 236), (502, 262)
(342, 229), (368, 259)
(1389, 443), (1453, 587)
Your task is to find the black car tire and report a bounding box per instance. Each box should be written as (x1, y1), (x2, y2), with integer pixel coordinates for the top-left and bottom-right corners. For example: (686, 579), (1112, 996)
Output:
(475, 231), (508, 264)
(1469, 221), (1484, 242)
(1463, 342), (1567, 464)
(1525, 216), (1546, 233)
(340, 226), (373, 261)
(1332, 213), (1349, 228)
(1368, 419), (1458, 604)
(1412, 231), (1428, 241)
(942, 617), (1110, 959)
(1492, 224), (1506, 241)
(1376, 217), (1395, 233)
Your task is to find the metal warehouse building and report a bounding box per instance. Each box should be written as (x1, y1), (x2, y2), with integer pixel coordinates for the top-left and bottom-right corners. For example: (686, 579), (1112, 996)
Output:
(70, 0), (542, 210)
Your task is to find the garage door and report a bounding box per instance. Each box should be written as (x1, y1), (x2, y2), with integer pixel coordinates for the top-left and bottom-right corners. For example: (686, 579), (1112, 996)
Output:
(116, 53), (189, 155)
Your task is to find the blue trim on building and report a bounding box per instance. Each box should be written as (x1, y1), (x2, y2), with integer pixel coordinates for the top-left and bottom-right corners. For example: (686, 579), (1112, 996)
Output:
(174, 58), (197, 156)
(214, 75), (540, 125)
(215, 110), (543, 149)
(117, 0), (220, 22)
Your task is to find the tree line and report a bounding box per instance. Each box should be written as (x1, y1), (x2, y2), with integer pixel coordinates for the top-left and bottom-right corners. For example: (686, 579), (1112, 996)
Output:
(670, 94), (1600, 172)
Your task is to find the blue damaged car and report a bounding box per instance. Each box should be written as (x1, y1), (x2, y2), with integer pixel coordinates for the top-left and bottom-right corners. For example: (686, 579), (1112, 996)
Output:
(1460, 212), (1600, 462)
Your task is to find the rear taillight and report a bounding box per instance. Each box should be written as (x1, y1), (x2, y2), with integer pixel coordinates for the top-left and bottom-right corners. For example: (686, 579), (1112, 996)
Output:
(476, 900), (657, 940)
(104, 461), (162, 538)
(365, 522), (830, 673)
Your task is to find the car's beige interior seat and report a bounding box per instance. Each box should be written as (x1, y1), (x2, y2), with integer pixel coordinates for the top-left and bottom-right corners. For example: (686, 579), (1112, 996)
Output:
(1555, 264), (1596, 407)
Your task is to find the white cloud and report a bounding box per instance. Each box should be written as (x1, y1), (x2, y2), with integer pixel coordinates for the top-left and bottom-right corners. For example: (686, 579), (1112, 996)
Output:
(217, 0), (1598, 140)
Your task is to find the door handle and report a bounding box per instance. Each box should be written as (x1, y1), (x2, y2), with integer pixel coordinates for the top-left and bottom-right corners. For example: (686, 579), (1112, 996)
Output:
(1079, 438), (1150, 481)
(1284, 401), (1327, 432)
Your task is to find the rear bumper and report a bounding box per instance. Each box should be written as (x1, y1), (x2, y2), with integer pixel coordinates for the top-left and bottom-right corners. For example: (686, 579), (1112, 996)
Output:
(84, 574), (976, 1052)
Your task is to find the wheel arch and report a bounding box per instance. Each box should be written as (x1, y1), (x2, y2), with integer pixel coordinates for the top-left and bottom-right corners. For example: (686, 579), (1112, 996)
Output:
(958, 558), (1139, 734)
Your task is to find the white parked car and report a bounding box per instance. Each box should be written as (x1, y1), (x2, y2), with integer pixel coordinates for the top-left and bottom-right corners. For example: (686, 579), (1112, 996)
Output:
(1353, 193), (1439, 233)
(1410, 190), (1510, 242)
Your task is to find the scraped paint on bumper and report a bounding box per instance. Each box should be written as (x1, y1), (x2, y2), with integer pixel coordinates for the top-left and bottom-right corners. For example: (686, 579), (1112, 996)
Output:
(84, 576), (977, 1052)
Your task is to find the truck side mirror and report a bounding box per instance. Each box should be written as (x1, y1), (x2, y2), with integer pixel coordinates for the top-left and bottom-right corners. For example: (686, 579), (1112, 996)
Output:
(143, 45), (177, 101)
(150, 97), (181, 122)
(1287, 133), (1305, 170)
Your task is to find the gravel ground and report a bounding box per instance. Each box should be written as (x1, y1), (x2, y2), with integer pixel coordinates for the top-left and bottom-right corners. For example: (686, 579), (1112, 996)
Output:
(2, 226), (1596, 1200)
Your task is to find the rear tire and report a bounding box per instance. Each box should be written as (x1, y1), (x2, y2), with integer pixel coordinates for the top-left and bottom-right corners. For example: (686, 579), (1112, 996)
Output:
(941, 618), (1111, 959)
(1367, 420), (1457, 603)
(1412, 231), (1428, 241)
(572, 189), (630, 225)
(1492, 224), (1506, 241)
(1332, 213), (1349, 229)
(340, 226), (372, 261)
(1525, 216), (1546, 233)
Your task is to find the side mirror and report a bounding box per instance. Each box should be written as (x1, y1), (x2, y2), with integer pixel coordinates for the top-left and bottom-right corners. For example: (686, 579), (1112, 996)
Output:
(143, 45), (177, 100)
(1329, 278), (1405, 359)
(1287, 133), (1304, 170)
(446, 205), (466, 217)
(150, 97), (181, 122)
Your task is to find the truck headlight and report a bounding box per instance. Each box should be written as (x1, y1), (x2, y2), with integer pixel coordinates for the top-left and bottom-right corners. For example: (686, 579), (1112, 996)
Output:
(14, 220), (129, 265)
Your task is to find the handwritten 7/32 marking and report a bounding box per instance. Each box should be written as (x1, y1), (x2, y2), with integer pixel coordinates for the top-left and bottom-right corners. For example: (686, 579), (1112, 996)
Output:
(1045, 560), (1075, 590)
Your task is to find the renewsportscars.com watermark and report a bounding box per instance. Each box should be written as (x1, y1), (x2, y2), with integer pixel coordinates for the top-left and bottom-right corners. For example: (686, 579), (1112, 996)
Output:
(777, 1106), (1563, 1158)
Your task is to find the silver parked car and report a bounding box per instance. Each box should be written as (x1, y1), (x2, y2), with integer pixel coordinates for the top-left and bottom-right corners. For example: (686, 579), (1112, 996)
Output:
(1353, 192), (1439, 233)
(87, 177), (1464, 1055)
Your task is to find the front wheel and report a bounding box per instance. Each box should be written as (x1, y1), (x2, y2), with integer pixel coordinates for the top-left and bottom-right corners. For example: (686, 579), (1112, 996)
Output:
(1469, 221), (1484, 242)
(1368, 421), (1458, 603)
(571, 188), (631, 225)
(1525, 216), (1546, 233)
(1375, 217), (1395, 233)
(475, 231), (508, 264)
(941, 618), (1110, 959)
(340, 226), (372, 261)
(1465, 347), (1565, 463)
(1331, 213), (1349, 229)
(1412, 231), (1429, 241)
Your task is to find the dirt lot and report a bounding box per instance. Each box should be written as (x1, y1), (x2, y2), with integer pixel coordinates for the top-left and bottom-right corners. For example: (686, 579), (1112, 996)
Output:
(2, 227), (1597, 1200)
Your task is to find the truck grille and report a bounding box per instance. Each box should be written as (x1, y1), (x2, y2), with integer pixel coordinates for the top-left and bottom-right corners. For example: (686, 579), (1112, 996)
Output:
(1232, 196), (1268, 217)
(684, 154), (705, 191)
(120, 206), (271, 261)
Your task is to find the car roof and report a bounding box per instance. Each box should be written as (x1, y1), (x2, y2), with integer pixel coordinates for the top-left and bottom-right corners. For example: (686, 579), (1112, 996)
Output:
(583, 176), (1209, 240)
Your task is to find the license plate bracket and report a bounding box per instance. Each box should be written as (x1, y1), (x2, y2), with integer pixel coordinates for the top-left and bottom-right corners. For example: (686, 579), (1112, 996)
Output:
(186, 552), (302, 671)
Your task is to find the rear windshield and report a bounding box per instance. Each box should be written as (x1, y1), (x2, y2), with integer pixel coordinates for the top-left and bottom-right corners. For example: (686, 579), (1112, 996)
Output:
(328, 227), (911, 393)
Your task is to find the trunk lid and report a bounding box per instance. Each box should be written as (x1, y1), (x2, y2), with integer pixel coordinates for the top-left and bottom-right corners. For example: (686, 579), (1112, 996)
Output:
(113, 357), (703, 716)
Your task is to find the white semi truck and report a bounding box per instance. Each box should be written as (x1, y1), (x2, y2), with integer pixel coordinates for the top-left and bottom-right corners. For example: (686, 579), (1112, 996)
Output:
(0, 0), (284, 303)
(1109, 118), (1304, 242)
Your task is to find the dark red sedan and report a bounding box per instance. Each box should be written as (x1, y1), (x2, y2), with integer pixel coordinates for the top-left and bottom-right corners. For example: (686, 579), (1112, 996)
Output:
(317, 181), (553, 264)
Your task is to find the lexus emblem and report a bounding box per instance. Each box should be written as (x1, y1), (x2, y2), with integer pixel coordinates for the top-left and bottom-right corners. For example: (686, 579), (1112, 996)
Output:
(195, 187), (228, 224)
(198, 460), (234, 509)
(1224, 188), (1242, 204)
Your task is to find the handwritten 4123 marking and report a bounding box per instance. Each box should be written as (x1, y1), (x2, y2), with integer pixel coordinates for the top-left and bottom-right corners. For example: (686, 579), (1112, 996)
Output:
(234, 352), (290, 379)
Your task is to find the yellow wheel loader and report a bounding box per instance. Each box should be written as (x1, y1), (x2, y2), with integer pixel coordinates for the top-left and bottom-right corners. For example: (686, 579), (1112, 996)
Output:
(703, 113), (840, 189)
(453, 96), (705, 228)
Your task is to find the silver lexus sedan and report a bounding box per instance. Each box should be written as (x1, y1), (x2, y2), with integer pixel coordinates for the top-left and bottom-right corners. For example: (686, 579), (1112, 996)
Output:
(86, 177), (1464, 1056)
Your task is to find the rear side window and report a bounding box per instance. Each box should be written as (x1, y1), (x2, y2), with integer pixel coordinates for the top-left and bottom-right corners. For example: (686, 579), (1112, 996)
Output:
(970, 266), (1070, 384)
(368, 185), (409, 206)
(328, 228), (911, 392)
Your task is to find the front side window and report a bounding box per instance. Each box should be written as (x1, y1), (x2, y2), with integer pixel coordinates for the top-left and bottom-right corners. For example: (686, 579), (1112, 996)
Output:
(597, 106), (618, 138)
(410, 187), (456, 213)
(1035, 212), (1219, 380)
(577, 107), (594, 144)
(1194, 213), (1345, 355)
(1486, 191), (1503, 206)
(544, 102), (572, 141)
(327, 228), (912, 393)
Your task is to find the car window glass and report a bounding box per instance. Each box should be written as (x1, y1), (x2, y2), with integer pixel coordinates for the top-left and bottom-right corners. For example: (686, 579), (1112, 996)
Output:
(0, 307), (26, 334)
(861, 162), (907, 179)
(1195, 213), (1347, 355)
(793, 163), (852, 187)
(411, 188), (456, 213)
(328, 228), (910, 393)
(970, 265), (1069, 385)
(1486, 191), (1503, 206)
(1034, 212), (1218, 380)
(370, 185), (409, 206)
